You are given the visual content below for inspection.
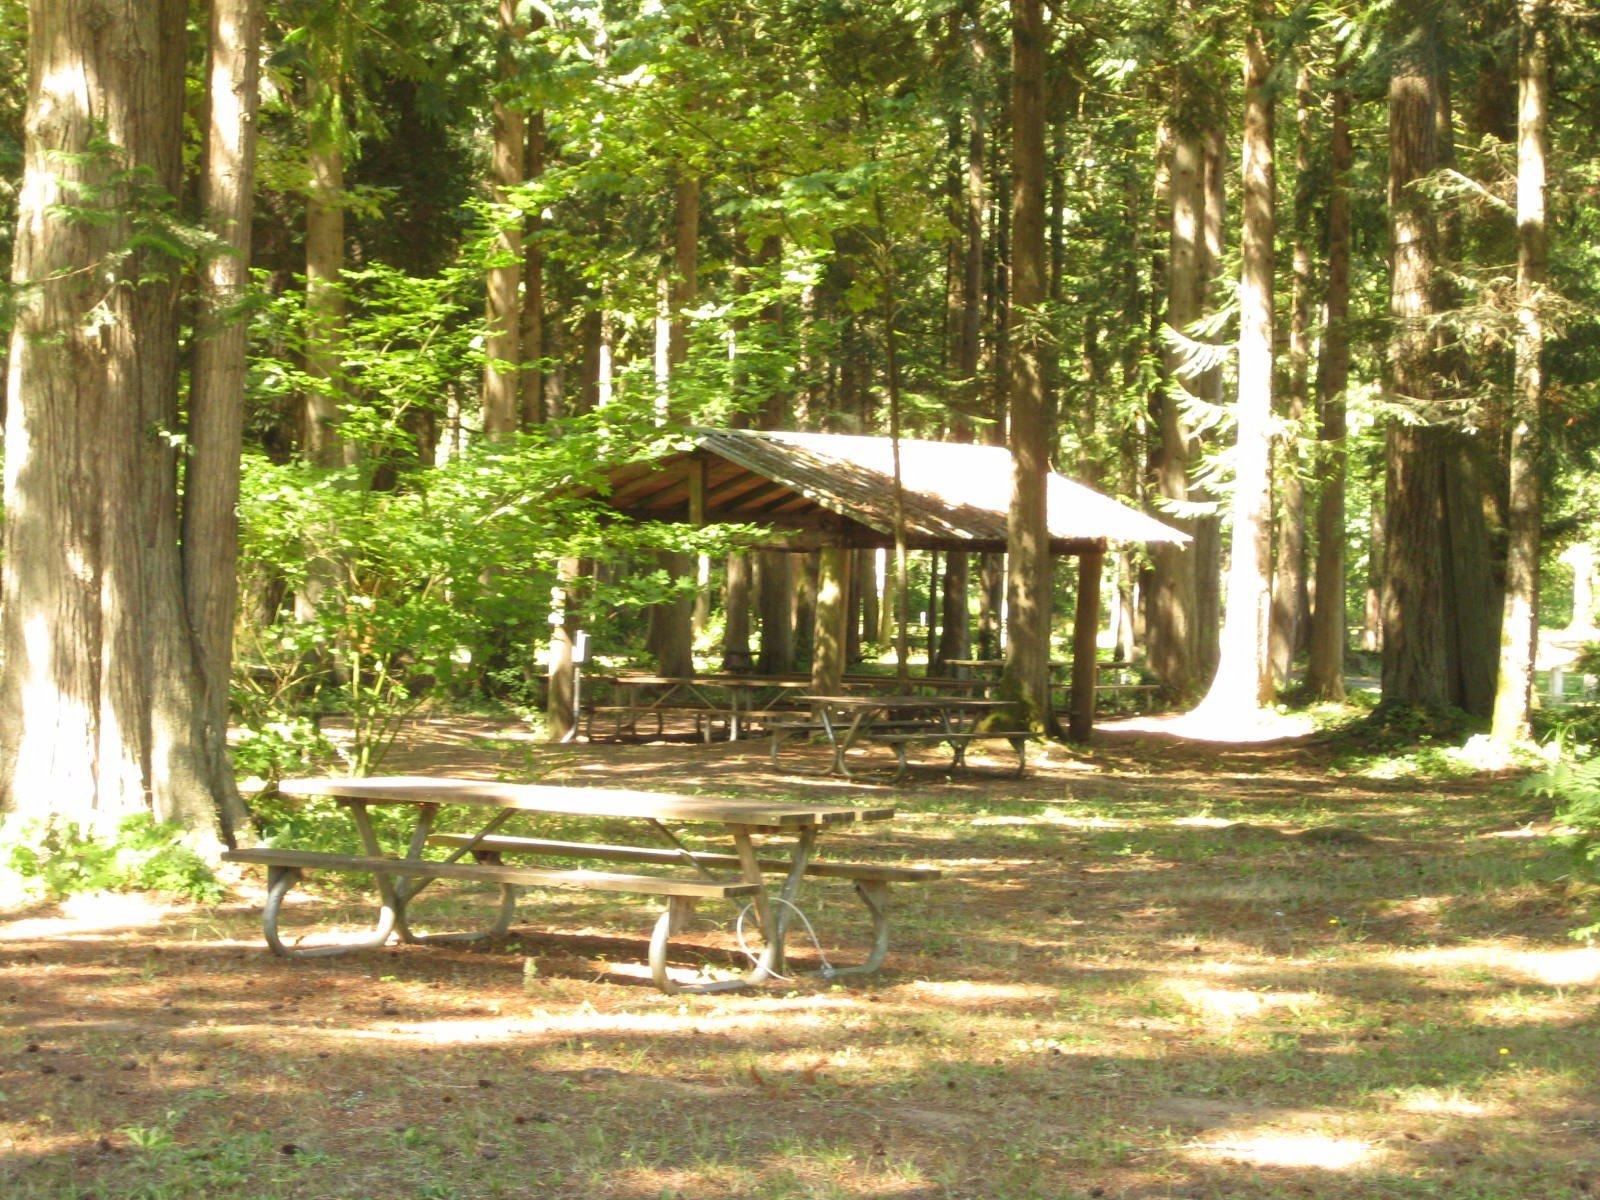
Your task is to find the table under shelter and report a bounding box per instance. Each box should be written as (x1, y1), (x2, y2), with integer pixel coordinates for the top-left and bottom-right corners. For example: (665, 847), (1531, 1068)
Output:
(557, 428), (1186, 742)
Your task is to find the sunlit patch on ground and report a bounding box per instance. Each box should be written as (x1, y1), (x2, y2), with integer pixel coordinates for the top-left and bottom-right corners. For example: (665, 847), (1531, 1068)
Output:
(900, 979), (1059, 1007)
(0, 891), (172, 940)
(1392, 1088), (1496, 1118)
(1387, 944), (1600, 987)
(1193, 1129), (1382, 1170)
(1105, 708), (1316, 743)
(1165, 980), (1325, 1023)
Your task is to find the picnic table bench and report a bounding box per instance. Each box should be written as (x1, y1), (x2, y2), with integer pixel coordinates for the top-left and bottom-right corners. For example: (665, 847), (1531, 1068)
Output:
(225, 777), (936, 993)
(771, 695), (1034, 782)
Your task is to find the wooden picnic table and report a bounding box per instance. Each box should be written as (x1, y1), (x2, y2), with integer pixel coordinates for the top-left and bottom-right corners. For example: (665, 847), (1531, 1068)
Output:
(773, 694), (1030, 781)
(943, 658), (1070, 674)
(586, 672), (814, 741)
(225, 777), (934, 993)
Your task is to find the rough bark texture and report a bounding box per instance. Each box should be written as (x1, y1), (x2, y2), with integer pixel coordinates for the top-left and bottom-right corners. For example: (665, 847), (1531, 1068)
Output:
(183, 0), (264, 837)
(723, 553), (753, 671)
(1270, 65), (1313, 691)
(999, 0), (1054, 730)
(1, 0), (225, 839)
(1307, 79), (1353, 700)
(1148, 101), (1202, 695)
(1199, 11), (1275, 711)
(482, 0), (523, 438)
(757, 553), (794, 673)
(811, 548), (851, 696)
(1382, 21), (1452, 709)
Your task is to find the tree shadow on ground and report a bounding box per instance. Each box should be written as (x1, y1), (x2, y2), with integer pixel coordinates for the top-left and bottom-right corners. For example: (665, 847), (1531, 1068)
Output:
(2, 724), (1595, 1199)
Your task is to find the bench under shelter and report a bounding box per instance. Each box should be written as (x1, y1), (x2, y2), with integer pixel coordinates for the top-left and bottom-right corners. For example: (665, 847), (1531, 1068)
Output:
(549, 428), (1187, 744)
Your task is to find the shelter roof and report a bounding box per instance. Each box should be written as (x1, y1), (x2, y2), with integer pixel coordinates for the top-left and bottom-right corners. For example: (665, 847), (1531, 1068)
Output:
(595, 428), (1188, 555)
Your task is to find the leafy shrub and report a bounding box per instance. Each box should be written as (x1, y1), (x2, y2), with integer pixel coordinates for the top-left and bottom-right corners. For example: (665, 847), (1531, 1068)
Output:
(4, 814), (223, 903)
(1524, 759), (1600, 939)
(230, 716), (338, 783)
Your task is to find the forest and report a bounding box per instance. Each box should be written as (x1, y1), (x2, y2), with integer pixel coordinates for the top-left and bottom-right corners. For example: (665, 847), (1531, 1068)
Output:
(0, 0), (1596, 830)
(5, 4), (1600, 1198)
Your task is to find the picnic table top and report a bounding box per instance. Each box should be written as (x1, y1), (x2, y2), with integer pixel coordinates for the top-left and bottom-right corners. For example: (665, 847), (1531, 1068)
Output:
(277, 776), (894, 828)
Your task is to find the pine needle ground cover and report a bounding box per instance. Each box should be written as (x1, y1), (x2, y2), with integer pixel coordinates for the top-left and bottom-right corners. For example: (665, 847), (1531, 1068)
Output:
(2, 725), (1596, 1200)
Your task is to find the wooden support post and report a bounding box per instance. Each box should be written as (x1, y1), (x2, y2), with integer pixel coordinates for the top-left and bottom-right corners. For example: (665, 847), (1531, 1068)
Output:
(812, 545), (852, 695)
(1069, 547), (1105, 742)
(546, 557), (581, 742)
(687, 456), (706, 525)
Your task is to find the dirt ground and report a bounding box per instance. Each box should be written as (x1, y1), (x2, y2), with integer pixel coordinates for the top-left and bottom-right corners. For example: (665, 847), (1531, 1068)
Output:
(2, 718), (1597, 1199)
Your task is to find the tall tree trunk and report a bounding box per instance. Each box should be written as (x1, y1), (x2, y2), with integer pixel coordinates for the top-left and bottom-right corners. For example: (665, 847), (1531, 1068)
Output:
(1270, 64), (1313, 691)
(1149, 100), (1200, 694)
(1000, 0), (1053, 730)
(755, 235), (794, 674)
(646, 172), (700, 675)
(304, 45), (349, 469)
(757, 553), (795, 673)
(794, 554), (818, 664)
(1432, 52), (1501, 718)
(1490, 0), (1548, 745)
(1, 0), (227, 840)
(978, 96), (1010, 661)
(519, 99), (546, 426)
(183, 0), (263, 837)
(940, 44), (985, 668)
(1381, 8), (1452, 710)
(724, 554), (753, 671)
(482, 0), (523, 438)
(811, 549), (851, 695)
(1199, 9), (1275, 711)
(1192, 115), (1227, 681)
(1307, 75), (1353, 699)
(875, 198), (913, 685)
(860, 549), (881, 651)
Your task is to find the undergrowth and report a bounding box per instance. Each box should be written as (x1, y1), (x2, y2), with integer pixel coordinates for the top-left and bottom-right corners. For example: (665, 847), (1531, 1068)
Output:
(2, 813), (223, 903)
